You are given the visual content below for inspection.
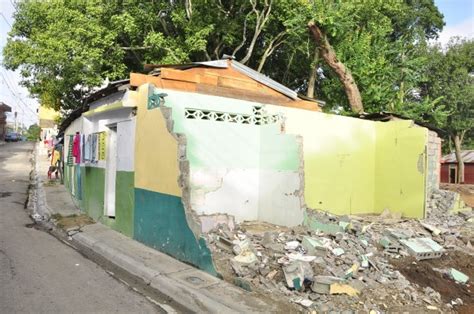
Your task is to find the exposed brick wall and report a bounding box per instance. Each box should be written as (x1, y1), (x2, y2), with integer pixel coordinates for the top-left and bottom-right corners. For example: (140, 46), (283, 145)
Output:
(426, 131), (442, 200)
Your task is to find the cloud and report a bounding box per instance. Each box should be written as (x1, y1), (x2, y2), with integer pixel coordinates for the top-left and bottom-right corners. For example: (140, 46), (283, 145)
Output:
(437, 16), (474, 46)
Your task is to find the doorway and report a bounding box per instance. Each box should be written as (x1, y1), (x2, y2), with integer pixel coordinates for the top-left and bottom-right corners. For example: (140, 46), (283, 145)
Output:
(449, 165), (457, 184)
(104, 126), (117, 217)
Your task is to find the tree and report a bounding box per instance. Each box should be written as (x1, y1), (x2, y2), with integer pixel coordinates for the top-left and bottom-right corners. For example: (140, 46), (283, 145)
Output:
(420, 38), (474, 183)
(26, 124), (41, 141)
(3, 0), (446, 121)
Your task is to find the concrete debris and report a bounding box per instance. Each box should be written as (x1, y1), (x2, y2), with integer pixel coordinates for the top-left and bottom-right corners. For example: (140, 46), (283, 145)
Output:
(234, 251), (258, 264)
(329, 283), (359, 296)
(399, 238), (444, 260)
(293, 298), (313, 307)
(205, 196), (470, 311)
(331, 247), (345, 256)
(284, 241), (300, 250)
(283, 261), (313, 290)
(449, 268), (469, 284)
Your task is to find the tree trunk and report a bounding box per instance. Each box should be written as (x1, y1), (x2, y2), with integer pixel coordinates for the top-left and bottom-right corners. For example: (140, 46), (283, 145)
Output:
(453, 134), (465, 184)
(307, 47), (319, 98)
(308, 22), (364, 113)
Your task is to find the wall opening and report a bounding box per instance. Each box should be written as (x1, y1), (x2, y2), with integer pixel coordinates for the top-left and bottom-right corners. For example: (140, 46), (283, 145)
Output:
(449, 165), (457, 184)
(104, 125), (117, 218)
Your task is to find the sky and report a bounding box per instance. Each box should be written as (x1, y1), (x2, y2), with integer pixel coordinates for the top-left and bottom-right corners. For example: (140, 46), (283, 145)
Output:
(0, 0), (473, 128)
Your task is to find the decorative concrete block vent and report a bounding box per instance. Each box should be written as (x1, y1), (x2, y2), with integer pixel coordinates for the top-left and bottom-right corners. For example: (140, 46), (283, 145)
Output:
(399, 238), (444, 260)
(184, 106), (281, 125)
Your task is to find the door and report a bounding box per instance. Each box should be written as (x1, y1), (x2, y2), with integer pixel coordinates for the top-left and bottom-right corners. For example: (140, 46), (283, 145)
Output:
(104, 126), (117, 217)
(449, 166), (457, 183)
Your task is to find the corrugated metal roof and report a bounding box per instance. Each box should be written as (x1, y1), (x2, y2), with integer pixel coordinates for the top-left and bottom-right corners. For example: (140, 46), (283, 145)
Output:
(229, 60), (298, 100)
(442, 150), (474, 163)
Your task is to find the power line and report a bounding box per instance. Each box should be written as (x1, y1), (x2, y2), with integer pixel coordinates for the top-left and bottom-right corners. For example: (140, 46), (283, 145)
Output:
(0, 71), (38, 118)
(0, 12), (12, 27)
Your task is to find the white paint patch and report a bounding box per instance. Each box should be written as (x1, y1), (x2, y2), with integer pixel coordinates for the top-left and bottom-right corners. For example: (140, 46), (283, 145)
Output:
(258, 170), (303, 226)
(190, 168), (260, 222)
(190, 168), (303, 227)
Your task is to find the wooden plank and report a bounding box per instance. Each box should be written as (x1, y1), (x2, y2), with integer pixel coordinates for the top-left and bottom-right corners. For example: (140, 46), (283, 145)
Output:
(196, 84), (319, 111)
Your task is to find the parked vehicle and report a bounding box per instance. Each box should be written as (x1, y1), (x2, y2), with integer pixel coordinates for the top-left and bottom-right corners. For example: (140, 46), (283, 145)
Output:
(5, 132), (20, 142)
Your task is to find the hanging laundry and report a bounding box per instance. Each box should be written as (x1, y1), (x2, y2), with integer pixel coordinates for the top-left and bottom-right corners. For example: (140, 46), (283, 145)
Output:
(72, 132), (81, 164)
(99, 132), (106, 160)
(91, 133), (97, 163)
(84, 134), (92, 162)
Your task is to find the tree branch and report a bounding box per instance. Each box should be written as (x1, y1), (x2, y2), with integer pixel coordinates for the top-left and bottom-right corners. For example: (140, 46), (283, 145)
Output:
(308, 21), (364, 113)
(240, 0), (272, 65)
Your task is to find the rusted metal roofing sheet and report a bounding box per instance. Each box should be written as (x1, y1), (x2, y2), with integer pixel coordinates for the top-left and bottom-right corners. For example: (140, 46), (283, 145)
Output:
(442, 150), (474, 163)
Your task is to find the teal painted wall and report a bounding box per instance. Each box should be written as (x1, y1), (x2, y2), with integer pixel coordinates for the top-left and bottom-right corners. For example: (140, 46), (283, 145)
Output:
(134, 188), (217, 276)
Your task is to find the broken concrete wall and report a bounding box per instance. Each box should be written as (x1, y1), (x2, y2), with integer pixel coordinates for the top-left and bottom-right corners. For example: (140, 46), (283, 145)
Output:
(161, 89), (305, 227)
(264, 106), (429, 218)
(132, 84), (217, 275)
(265, 105), (377, 216)
(426, 131), (442, 195)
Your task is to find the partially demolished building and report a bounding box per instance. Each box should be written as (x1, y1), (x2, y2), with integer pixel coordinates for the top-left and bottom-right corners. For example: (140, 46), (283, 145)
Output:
(59, 59), (440, 274)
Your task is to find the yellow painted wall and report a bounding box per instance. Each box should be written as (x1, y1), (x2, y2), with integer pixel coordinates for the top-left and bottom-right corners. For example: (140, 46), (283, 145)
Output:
(266, 106), (376, 215)
(38, 105), (59, 121)
(265, 105), (427, 217)
(375, 121), (427, 218)
(133, 84), (181, 197)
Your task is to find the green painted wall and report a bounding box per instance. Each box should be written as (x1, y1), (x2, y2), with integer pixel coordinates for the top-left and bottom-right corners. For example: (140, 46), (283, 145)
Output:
(81, 166), (105, 221)
(161, 89), (299, 171)
(114, 171), (134, 237)
(134, 188), (217, 276)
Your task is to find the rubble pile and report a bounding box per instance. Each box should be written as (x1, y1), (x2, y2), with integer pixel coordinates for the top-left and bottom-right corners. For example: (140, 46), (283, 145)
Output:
(427, 189), (459, 219)
(205, 206), (473, 312)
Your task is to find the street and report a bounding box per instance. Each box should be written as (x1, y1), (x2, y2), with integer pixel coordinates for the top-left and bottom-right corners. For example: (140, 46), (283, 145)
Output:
(0, 142), (159, 313)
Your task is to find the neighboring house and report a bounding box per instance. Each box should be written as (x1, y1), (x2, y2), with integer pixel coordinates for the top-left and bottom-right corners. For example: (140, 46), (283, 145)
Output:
(0, 102), (12, 141)
(59, 59), (439, 274)
(441, 150), (474, 184)
(38, 105), (59, 142)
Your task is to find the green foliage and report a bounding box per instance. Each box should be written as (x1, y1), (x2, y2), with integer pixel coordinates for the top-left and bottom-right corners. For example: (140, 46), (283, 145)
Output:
(26, 124), (41, 141)
(419, 38), (474, 143)
(2, 0), (457, 132)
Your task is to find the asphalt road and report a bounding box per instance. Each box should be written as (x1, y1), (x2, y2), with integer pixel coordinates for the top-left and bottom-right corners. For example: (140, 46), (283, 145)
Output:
(0, 142), (159, 313)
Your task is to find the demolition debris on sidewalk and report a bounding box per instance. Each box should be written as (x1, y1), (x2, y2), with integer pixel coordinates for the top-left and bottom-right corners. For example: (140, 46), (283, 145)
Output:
(205, 205), (474, 312)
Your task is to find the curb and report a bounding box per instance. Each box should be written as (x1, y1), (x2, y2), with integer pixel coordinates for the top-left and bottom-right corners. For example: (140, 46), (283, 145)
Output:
(71, 228), (274, 313)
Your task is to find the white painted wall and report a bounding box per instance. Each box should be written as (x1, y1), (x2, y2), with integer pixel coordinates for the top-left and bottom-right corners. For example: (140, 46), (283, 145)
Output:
(117, 117), (136, 172)
(190, 168), (260, 222)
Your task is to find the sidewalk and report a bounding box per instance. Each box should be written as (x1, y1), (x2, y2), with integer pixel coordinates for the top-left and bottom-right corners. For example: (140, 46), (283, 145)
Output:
(34, 144), (281, 313)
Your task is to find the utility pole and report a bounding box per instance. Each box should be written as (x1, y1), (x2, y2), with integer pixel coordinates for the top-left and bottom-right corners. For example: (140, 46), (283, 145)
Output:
(14, 111), (17, 132)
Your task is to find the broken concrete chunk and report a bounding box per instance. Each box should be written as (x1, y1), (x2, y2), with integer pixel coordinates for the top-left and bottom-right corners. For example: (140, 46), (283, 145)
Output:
(420, 222), (442, 236)
(332, 247), (345, 256)
(344, 263), (360, 279)
(450, 268), (469, 284)
(283, 261), (313, 290)
(399, 238), (444, 260)
(329, 283), (359, 296)
(311, 276), (341, 294)
(384, 228), (412, 240)
(284, 240), (300, 250)
(232, 239), (250, 255)
(379, 236), (402, 253)
(234, 251), (258, 264)
(293, 298), (313, 308)
(287, 252), (317, 262)
(301, 236), (327, 256)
